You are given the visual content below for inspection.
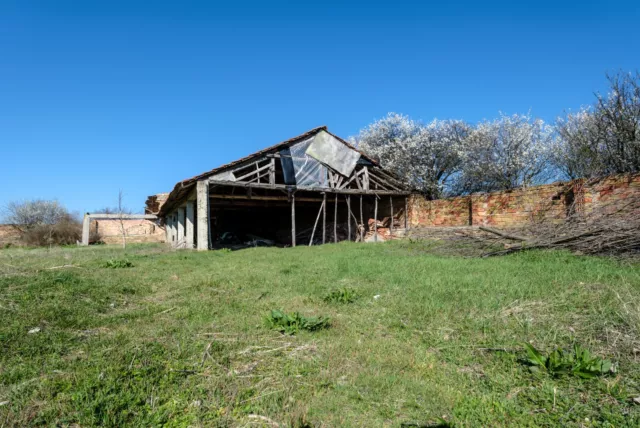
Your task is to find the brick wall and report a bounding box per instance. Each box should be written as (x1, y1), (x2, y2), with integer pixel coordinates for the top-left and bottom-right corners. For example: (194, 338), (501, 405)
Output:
(0, 225), (22, 246)
(92, 219), (165, 245)
(409, 173), (640, 228)
(145, 193), (169, 214)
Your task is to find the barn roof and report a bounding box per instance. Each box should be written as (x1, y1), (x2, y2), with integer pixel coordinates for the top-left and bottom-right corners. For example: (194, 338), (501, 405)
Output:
(158, 126), (383, 217)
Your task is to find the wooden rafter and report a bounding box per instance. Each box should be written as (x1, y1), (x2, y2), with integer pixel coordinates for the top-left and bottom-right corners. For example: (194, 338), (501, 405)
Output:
(234, 159), (272, 182)
(208, 179), (410, 195)
(208, 156), (409, 196)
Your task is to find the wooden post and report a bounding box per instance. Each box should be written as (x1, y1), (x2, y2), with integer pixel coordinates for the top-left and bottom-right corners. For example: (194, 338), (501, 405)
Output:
(334, 194), (338, 243)
(405, 196), (409, 230)
(269, 158), (275, 186)
(291, 192), (296, 247)
(374, 196), (378, 242)
(347, 195), (351, 241)
(186, 201), (195, 249)
(389, 196), (393, 235)
(81, 214), (90, 246)
(322, 192), (327, 244)
(359, 195), (364, 242)
(309, 200), (324, 246)
(196, 180), (209, 251)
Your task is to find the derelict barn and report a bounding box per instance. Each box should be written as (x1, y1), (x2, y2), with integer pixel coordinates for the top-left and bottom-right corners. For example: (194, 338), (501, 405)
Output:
(158, 126), (411, 250)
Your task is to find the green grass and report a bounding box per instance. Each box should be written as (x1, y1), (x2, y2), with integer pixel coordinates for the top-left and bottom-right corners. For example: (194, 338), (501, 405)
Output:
(0, 242), (639, 426)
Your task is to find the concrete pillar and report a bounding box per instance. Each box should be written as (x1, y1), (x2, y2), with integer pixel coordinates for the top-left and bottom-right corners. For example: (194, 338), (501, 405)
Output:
(169, 213), (177, 247)
(177, 207), (186, 248)
(196, 180), (209, 251)
(166, 214), (173, 246)
(186, 201), (195, 249)
(81, 214), (90, 246)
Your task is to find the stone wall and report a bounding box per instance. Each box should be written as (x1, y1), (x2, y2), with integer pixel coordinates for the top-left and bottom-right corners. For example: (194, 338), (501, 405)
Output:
(409, 173), (640, 228)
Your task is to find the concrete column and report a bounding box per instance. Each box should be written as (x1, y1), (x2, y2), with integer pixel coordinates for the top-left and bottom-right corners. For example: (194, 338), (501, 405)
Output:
(196, 180), (209, 251)
(186, 201), (195, 249)
(81, 214), (90, 246)
(166, 214), (173, 246)
(170, 213), (177, 247)
(177, 207), (186, 248)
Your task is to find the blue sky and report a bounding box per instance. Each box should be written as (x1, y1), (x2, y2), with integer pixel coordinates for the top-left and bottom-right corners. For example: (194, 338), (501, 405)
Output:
(1, 0), (639, 214)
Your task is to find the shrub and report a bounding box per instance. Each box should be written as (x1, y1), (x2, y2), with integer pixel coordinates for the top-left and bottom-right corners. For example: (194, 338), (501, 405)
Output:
(523, 343), (613, 378)
(103, 259), (134, 269)
(2, 199), (84, 247)
(265, 309), (330, 335)
(323, 287), (359, 304)
(21, 219), (82, 246)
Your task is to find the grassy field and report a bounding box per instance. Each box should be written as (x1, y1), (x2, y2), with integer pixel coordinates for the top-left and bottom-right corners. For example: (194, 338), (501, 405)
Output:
(1, 242), (639, 427)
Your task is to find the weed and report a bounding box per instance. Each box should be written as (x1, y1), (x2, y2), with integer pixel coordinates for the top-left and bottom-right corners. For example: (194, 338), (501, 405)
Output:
(265, 309), (330, 334)
(523, 342), (614, 378)
(323, 287), (359, 304)
(103, 259), (134, 268)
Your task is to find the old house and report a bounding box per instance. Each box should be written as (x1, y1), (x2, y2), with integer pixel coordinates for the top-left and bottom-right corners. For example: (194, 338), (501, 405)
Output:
(158, 126), (411, 250)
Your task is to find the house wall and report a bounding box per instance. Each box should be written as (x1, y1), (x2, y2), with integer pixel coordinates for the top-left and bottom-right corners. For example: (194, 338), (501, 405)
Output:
(409, 173), (640, 228)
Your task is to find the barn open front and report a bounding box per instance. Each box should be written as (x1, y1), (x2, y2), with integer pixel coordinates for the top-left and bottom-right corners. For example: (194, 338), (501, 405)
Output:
(208, 186), (409, 249)
(158, 127), (411, 250)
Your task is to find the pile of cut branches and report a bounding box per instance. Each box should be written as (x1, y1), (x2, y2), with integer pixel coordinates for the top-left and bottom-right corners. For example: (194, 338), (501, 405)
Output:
(479, 197), (640, 257)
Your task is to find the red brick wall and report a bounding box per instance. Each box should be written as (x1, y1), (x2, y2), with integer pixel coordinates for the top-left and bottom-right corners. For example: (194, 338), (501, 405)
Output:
(0, 225), (22, 246)
(409, 173), (640, 228)
(145, 193), (169, 214)
(1, 219), (167, 247)
(92, 219), (165, 244)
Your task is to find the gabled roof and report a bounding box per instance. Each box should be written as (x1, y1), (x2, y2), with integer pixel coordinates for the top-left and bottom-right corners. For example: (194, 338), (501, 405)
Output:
(159, 126), (378, 216)
(181, 126), (376, 186)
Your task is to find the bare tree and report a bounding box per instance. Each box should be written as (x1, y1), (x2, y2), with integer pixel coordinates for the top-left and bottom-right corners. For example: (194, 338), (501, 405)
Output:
(593, 71), (640, 174)
(2, 199), (67, 228)
(116, 190), (128, 249)
(554, 71), (640, 179)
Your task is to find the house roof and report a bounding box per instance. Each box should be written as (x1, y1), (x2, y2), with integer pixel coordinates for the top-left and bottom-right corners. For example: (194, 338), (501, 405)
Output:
(158, 126), (379, 216)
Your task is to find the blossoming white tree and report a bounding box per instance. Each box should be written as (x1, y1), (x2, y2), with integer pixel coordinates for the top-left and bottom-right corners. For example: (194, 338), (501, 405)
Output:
(353, 113), (470, 199)
(553, 107), (602, 179)
(455, 113), (555, 193)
